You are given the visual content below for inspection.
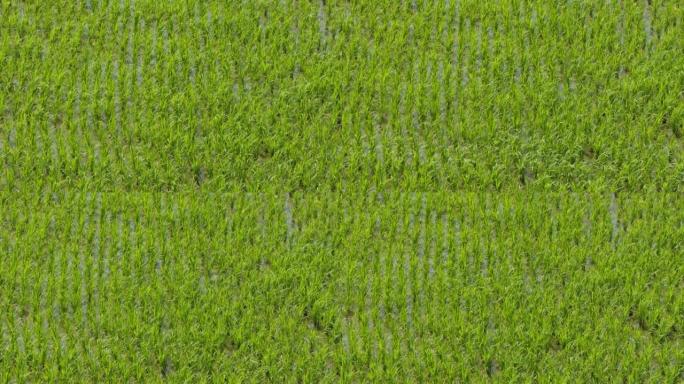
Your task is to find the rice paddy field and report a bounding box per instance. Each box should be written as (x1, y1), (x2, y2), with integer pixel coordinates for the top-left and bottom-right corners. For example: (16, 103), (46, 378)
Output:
(1, 0), (683, 382)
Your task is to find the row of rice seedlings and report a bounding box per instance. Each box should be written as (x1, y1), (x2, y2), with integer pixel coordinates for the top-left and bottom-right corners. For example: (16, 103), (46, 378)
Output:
(1, 191), (682, 380)
(2, 1), (681, 191)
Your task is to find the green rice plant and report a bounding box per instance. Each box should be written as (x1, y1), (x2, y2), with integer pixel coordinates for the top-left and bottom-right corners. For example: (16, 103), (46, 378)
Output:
(1, 190), (682, 381)
(0, 0), (683, 381)
(0, 0), (682, 191)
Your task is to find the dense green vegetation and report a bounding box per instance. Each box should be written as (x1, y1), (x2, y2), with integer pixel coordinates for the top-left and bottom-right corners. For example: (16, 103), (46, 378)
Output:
(1, 191), (683, 381)
(1, 0), (682, 190)
(0, 0), (682, 381)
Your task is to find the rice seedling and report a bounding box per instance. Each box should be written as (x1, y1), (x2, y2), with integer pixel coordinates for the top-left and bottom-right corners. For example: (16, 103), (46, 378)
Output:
(0, 0), (682, 381)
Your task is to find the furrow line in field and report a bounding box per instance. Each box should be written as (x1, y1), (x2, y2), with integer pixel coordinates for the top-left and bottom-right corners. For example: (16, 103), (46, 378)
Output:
(481, 233), (489, 279)
(475, 21), (482, 76)
(125, 9), (134, 68)
(86, 62), (100, 167)
(75, 71), (84, 152)
(461, 18), (470, 89)
(172, 16), (183, 96)
(365, 220), (377, 360)
(557, 58), (565, 100)
(456, 215), (467, 313)
(437, 58), (448, 144)
(360, 113), (371, 158)
(451, 0), (460, 120)
(162, 22), (170, 99)
(102, 209), (113, 304)
(610, 192), (619, 248)
(113, 58), (122, 137)
(34, 108), (44, 156)
(136, 21), (145, 89)
(0, 116), (4, 164)
(385, 85), (399, 174)
(258, 200), (268, 270)
(378, 239), (390, 360)
(388, 206), (403, 358)
(619, 0), (627, 78)
(128, 213), (138, 292)
(284, 193), (295, 247)
(427, 210), (437, 316)
(8, 111), (16, 151)
(399, 83), (410, 168)
(115, 210), (124, 319)
(373, 111), (385, 167)
(157, 195), (167, 276)
(98, 59), (108, 137)
(578, 197), (594, 271)
(416, 194), (427, 321)
(150, 19), (158, 74)
(642, 1), (653, 53)
(26, 220), (38, 360)
(91, 193), (102, 329)
(405, 208), (415, 332)
(439, 214), (450, 306)
(40, 214), (54, 361)
(0, 215), (7, 363)
(487, 23), (495, 77)
(80, 194), (92, 331)
(125, 10), (137, 139)
(417, 65), (427, 166)
(292, 5), (301, 79)
(0, 312), (8, 373)
(66, 207), (79, 322)
(6, 225), (19, 361)
(160, 199), (178, 347)
(340, 199), (352, 357)
(370, 194), (384, 359)
(13, 304), (25, 359)
(51, 215), (63, 333)
(465, 213), (474, 292)
(141, 209), (151, 294)
(318, 0), (328, 50)
(410, 67), (421, 167)
(48, 110), (59, 169)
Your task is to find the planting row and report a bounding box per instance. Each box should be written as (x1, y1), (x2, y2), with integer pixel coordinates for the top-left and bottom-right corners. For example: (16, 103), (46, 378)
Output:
(1, 191), (682, 381)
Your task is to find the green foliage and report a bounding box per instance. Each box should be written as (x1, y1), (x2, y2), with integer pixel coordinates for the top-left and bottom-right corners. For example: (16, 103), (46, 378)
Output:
(1, 0), (682, 191)
(1, 0), (683, 381)
(1, 191), (682, 382)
